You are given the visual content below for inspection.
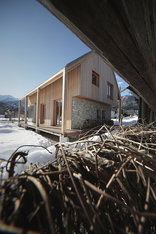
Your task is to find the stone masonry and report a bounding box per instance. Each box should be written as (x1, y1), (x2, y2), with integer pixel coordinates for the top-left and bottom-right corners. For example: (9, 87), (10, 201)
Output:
(72, 97), (111, 129)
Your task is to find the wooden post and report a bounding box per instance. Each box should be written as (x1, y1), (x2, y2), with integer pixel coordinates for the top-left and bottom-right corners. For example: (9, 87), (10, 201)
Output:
(25, 96), (28, 125)
(36, 88), (40, 128)
(149, 110), (154, 123)
(18, 100), (21, 126)
(138, 98), (155, 123)
(61, 68), (66, 134)
(140, 99), (149, 123)
(118, 93), (122, 125)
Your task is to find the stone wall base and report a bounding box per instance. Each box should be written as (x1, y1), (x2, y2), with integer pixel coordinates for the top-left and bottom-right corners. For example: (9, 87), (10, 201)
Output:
(72, 97), (111, 129)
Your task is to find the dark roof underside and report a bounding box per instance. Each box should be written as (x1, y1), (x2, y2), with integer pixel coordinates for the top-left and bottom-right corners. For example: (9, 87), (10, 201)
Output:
(38, 0), (156, 112)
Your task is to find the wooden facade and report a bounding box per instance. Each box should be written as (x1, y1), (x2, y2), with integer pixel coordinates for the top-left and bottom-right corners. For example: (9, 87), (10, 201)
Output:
(19, 51), (119, 136)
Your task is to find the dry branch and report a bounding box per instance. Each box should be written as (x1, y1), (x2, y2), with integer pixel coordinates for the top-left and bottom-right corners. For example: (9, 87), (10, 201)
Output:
(0, 123), (156, 233)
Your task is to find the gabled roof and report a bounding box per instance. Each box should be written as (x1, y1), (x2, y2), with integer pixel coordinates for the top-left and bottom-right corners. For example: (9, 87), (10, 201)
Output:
(21, 50), (119, 100)
(21, 51), (93, 99)
(66, 50), (92, 68)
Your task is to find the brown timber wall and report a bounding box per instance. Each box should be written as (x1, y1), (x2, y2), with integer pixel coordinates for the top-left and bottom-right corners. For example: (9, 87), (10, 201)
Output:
(65, 65), (81, 129)
(39, 78), (62, 126)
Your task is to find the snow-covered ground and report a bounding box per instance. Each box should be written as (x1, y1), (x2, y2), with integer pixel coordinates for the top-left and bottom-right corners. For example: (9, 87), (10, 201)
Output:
(0, 122), (56, 178)
(0, 115), (138, 178)
(112, 115), (138, 126)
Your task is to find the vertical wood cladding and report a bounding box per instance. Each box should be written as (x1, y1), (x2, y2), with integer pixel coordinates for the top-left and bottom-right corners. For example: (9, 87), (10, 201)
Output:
(65, 65), (81, 129)
(26, 52), (118, 130)
(80, 53), (118, 107)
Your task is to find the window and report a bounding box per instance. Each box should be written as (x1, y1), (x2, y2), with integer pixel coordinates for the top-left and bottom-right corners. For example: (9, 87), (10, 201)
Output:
(107, 82), (113, 99)
(102, 110), (105, 120)
(92, 71), (99, 87)
(40, 103), (45, 124)
(54, 99), (62, 126)
(97, 110), (101, 120)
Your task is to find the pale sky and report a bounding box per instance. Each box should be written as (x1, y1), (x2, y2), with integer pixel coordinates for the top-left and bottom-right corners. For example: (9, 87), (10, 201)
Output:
(0, 0), (128, 98)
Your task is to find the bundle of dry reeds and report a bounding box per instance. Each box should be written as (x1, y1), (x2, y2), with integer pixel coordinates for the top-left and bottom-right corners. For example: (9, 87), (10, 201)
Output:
(0, 123), (156, 233)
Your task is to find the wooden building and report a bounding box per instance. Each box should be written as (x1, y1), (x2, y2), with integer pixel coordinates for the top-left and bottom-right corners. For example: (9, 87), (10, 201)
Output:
(18, 51), (119, 139)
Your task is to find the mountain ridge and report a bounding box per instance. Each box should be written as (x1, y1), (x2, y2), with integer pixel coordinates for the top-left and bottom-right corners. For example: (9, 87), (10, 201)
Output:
(0, 95), (24, 116)
(0, 95), (18, 103)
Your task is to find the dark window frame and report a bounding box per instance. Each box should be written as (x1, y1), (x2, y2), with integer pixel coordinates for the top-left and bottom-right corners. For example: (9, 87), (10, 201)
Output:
(102, 110), (105, 120)
(97, 109), (101, 120)
(54, 99), (62, 126)
(107, 82), (113, 99)
(92, 71), (99, 87)
(40, 103), (45, 124)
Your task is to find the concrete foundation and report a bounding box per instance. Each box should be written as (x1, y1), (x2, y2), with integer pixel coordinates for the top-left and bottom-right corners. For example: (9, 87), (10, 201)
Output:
(59, 135), (69, 143)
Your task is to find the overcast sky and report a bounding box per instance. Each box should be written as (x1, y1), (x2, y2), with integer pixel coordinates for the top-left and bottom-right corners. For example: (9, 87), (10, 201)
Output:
(0, 0), (128, 98)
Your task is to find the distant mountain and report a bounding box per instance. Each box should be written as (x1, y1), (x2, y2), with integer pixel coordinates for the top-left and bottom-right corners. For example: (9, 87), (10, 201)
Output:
(0, 95), (18, 103)
(122, 95), (139, 110)
(0, 95), (24, 116)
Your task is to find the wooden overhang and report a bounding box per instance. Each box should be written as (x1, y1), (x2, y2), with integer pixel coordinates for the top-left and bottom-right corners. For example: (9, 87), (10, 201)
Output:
(20, 68), (64, 100)
(38, 0), (156, 113)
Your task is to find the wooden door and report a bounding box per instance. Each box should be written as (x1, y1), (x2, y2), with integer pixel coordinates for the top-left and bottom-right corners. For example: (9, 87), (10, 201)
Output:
(40, 104), (45, 124)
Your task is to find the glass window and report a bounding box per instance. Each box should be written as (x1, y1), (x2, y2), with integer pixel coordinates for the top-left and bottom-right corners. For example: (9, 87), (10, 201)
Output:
(102, 110), (105, 120)
(97, 110), (101, 120)
(55, 100), (62, 126)
(40, 103), (45, 124)
(92, 71), (99, 87)
(107, 82), (113, 99)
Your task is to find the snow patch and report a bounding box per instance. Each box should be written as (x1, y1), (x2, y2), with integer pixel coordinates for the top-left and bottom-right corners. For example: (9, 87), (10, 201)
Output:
(0, 116), (138, 178)
(0, 123), (56, 178)
(112, 115), (138, 126)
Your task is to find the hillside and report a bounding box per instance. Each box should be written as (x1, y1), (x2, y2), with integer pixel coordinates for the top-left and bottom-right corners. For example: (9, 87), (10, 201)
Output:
(0, 95), (24, 116)
(122, 95), (139, 110)
(0, 95), (18, 103)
